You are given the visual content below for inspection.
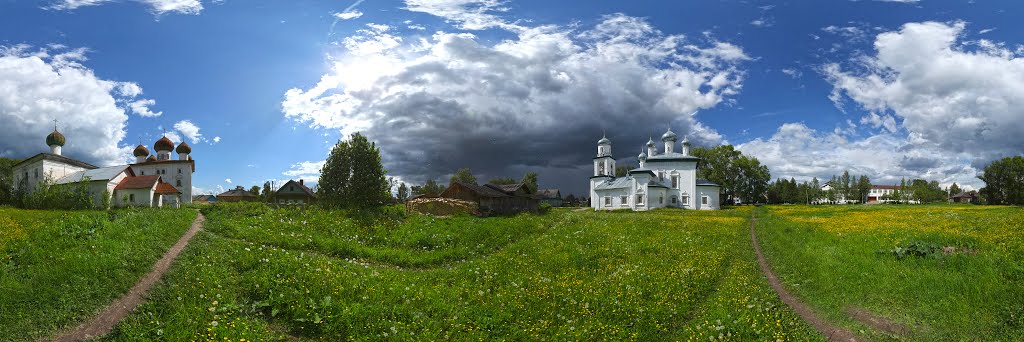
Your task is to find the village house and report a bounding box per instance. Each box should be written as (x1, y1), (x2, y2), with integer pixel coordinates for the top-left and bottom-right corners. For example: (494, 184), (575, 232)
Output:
(217, 186), (259, 202)
(536, 189), (563, 207)
(440, 181), (539, 215)
(589, 128), (721, 211)
(192, 195), (218, 204)
(275, 179), (316, 205)
(950, 191), (979, 204)
(11, 126), (193, 208)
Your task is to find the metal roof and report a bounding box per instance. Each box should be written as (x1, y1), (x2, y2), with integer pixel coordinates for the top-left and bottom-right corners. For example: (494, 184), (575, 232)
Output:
(14, 153), (98, 170)
(56, 165), (130, 184)
(646, 152), (700, 162)
(594, 177), (633, 190)
(696, 179), (721, 187)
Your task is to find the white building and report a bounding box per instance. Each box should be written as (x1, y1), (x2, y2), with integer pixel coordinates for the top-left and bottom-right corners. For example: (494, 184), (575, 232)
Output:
(589, 128), (721, 211)
(11, 127), (195, 208)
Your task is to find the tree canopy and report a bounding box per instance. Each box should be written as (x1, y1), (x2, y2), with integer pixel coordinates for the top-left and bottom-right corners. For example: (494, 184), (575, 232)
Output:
(450, 168), (477, 186)
(979, 156), (1024, 205)
(317, 132), (391, 209)
(692, 145), (769, 204)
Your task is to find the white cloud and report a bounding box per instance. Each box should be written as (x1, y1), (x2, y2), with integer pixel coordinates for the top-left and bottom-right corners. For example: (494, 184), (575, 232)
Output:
(403, 0), (517, 31)
(781, 68), (802, 78)
(48, 0), (205, 15)
(407, 24), (426, 30)
(212, 136), (221, 143)
(283, 160), (325, 183)
(283, 12), (750, 187)
(128, 98), (162, 117)
(0, 45), (136, 166)
(823, 21), (1024, 161)
(738, 123), (981, 189)
(173, 120), (203, 144)
(225, 178), (232, 184)
(334, 10), (363, 20)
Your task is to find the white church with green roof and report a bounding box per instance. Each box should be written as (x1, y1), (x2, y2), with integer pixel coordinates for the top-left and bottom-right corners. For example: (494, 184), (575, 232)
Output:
(589, 128), (721, 211)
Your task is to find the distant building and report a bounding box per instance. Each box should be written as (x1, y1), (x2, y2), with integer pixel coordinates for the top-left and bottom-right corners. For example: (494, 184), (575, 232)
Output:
(192, 195), (217, 203)
(275, 179), (316, 205)
(950, 191), (979, 204)
(440, 182), (539, 215)
(11, 126), (192, 208)
(866, 185), (900, 203)
(589, 128), (721, 211)
(536, 189), (563, 207)
(816, 183), (917, 204)
(217, 186), (259, 202)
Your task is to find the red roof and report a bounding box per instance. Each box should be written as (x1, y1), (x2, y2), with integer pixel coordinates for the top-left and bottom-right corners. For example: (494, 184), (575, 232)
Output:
(155, 182), (181, 194)
(115, 175), (160, 190)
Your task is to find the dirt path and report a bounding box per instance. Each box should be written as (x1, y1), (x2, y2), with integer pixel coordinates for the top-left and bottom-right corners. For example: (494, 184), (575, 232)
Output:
(51, 212), (206, 342)
(748, 209), (863, 342)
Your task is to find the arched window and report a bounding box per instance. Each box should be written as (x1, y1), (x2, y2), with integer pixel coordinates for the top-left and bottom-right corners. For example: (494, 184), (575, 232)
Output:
(176, 180), (182, 187)
(671, 196), (677, 204)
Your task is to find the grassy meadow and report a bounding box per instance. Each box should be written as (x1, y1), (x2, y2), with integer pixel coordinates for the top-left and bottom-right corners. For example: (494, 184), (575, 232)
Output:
(756, 204), (1024, 340)
(103, 203), (819, 341)
(0, 207), (198, 341)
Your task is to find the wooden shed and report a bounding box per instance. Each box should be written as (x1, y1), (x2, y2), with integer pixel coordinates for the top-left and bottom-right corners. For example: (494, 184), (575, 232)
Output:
(440, 182), (539, 215)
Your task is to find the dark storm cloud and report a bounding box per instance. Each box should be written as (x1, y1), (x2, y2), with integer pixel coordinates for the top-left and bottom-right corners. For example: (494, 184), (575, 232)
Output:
(283, 14), (749, 196)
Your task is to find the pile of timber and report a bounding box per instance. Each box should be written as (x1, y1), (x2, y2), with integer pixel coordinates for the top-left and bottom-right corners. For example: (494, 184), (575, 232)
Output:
(405, 197), (480, 217)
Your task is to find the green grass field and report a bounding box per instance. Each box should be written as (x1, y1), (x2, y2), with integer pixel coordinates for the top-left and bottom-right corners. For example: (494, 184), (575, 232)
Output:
(102, 203), (818, 341)
(756, 204), (1024, 340)
(0, 207), (197, 341)
(5, 203), (1021, 341)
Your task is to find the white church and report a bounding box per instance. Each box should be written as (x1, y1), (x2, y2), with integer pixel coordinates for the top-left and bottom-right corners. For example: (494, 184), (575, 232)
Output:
(589, 128), (721, 210)
(11, 125), (195, 208)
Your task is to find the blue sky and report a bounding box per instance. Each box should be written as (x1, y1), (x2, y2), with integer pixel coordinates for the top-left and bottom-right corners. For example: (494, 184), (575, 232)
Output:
(2, 0), (1022, 196)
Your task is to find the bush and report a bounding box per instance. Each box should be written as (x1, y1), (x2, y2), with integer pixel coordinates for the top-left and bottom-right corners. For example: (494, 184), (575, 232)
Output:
(539, 203), (553, 214)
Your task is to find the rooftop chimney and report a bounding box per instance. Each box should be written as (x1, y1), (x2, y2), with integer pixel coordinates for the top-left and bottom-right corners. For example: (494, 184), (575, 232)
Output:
(299, 179), (304, 186)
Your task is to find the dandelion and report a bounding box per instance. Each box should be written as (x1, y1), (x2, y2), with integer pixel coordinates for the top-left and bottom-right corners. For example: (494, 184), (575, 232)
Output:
(211, 320), (219, 327)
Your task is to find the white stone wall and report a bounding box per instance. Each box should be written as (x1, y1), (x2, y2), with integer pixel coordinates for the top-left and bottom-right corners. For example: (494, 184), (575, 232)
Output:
(130, 162), (192, 204)
(696, 186), (721, 210)
(11, 158), (89, 193)
(115, 188), (155, 207)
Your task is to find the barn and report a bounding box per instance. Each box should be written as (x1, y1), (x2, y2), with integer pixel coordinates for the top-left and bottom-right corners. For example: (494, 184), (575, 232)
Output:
(439, 182), (539, 215)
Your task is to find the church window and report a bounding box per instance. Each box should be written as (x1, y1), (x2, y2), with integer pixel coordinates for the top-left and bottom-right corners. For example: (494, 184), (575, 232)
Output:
(141, 170), (145, 175)
(176, 180), (182, 187)
(599, 163), (605, 175)
(702, 196), (709, 205)
(178, 168), (182, 174)
(682, 195), (689, 206)
(34, 169), (38, 179)
(636, 194), (644, 205)
(659, 196), (663, 204)
(672, 196), (677, 204)
(671, 175), (679, 188)
(659, 171), (665, 181)
(129, 194), (135, 202)
(604, 196), (611, 206)
(620, 195), (627, 206)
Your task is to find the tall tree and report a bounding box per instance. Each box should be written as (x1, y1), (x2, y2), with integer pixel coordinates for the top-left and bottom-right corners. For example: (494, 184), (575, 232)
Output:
(948, 182), (961, 198)
(412, 179), (444, 197)
(840, 170), (852, 203)
(521, 171), (539, 193)
(450, 168), (477, 186)
(857, 175), (871, 204)
(396, 182), (409, 202)
(249, 185), (261, 197)
(693, 145), (768, 204)
(0, 157), (18, 205)
(978, 156), (1024, 205)
(263, 181), (274, 202)
(318, 132), (390, 209)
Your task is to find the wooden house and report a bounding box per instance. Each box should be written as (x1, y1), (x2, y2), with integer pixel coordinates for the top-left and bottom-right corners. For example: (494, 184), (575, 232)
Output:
(536, 189), (563, 207)
(275, 179), (317, 205)
(440, 182), (539, 215)
(217, 186), (258, 202)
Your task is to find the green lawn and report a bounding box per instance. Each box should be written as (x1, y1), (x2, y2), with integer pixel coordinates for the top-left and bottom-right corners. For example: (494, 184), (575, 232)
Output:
(0, 207), (197, 341)
(104, 203), (819, 341)
(756, 204), (1024, 340)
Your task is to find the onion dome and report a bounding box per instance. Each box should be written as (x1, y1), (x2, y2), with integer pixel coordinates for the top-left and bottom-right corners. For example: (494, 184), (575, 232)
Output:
(661, 128), (677, 142)
(133, 144), (150, 157)
(154, 136), (174, 152)
(598, 134), (611, 145)
(646, 137), (655, 147)
(175, 141), (191, 154)
(146, 155), (157, 162)
(46, 130), (66, 147)
(638, 151), (647, 161)
(682, 136), (691, 146)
